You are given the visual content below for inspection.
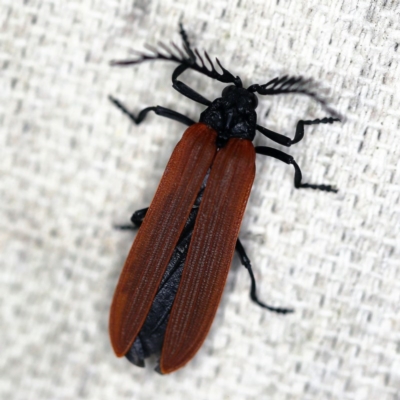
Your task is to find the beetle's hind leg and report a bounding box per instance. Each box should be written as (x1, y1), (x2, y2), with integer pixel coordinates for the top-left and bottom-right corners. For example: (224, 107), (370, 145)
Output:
(255, 146), (338, 193)
(235, 239), (294, 314)
(114, 207), (149, 230)
(130, 208), (148, 227)
(109, 96), (195, 126)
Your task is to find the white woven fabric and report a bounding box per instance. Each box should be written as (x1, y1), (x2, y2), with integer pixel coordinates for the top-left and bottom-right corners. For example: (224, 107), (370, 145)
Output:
(1, 1), (399, 399)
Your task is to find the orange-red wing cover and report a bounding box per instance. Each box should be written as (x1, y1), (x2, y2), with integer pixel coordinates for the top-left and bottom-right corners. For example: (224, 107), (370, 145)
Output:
(109, 123), (217, 357)
(160, 138), (256, 373)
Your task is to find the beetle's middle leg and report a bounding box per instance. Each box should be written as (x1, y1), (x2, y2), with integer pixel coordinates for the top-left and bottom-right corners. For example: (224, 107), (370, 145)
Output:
(109, 96), (195, 127)
(255, 146), (338, 192)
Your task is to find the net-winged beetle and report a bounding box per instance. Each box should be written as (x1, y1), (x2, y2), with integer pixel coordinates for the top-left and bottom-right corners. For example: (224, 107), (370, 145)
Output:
(109, 24), (341, 374)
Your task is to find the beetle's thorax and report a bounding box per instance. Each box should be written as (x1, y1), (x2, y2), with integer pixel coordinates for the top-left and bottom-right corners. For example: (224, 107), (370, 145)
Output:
(199, 87), (257, 147)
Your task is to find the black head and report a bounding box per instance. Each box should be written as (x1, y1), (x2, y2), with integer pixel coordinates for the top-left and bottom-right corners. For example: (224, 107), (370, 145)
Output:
(199, 85), (258, 146)
(221, 85), (259, 109)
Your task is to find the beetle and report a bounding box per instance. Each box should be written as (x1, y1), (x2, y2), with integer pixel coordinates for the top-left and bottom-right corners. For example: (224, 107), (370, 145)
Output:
(109, 24), (341, 374)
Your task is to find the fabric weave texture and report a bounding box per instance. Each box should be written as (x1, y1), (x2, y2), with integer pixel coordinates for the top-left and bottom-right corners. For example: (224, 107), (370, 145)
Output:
(1, 1), (399, 399)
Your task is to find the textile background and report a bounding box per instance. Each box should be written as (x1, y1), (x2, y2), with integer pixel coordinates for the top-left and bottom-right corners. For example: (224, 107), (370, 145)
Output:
(1, 1), (399, 399)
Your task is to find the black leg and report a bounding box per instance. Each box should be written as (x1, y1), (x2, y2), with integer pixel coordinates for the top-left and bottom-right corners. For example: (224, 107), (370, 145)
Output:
(170, 24), (213, 106)
(109, 96), (195, 126)
(114, 207), (149, 230)
(130, 208), (148, 226)
(255, 146), (338, 192)
(257, 117), (340, 147)
(172, 64), (212, 106)
(111, 24), (240, 100)
(235, 239), (293, 314)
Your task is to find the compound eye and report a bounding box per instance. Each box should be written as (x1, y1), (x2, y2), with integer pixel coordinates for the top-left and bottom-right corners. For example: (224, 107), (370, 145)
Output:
(249, 93), (258, 109)
(222, 85), (235, 97)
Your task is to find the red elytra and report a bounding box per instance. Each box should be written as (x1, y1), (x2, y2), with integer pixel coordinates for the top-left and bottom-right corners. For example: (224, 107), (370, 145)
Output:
(109, 123), (255, 373)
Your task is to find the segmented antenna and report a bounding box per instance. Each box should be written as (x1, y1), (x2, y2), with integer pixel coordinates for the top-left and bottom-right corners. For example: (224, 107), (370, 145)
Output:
(248, 76), (342, 119)
(110, 42), (240, 85)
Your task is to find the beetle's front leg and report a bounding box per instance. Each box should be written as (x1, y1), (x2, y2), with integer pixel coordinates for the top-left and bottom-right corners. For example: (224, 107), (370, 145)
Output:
(256, 117), (340, 147)
(170, 24), (212, 106)
(171, 65), (212, 106)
